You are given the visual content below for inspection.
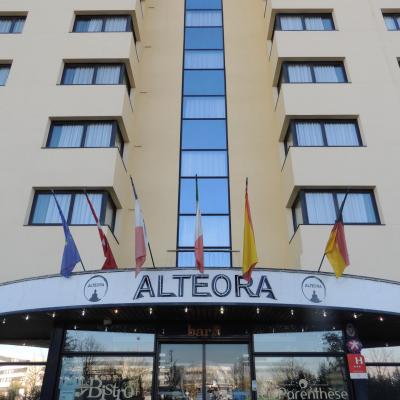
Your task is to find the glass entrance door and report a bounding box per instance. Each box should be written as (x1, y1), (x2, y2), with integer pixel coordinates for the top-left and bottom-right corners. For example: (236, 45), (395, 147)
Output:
(157, 343), (251, 400)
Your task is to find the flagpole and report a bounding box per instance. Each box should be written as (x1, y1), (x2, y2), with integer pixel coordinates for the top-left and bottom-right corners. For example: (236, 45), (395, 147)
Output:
(246, 177), (248, 193)
(130, 176), (156, 269)
(80, 261), (86, 271)
(317, 189), (350, 273)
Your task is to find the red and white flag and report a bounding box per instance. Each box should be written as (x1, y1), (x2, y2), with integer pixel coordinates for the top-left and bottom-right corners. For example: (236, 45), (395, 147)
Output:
(84, 193), (117, 270)
(194, 178), (204, 273)
(135, 198), (148, 276)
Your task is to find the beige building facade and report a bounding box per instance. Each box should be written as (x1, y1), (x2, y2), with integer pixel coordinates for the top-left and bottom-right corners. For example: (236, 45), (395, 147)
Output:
(0, 1), (399, 399)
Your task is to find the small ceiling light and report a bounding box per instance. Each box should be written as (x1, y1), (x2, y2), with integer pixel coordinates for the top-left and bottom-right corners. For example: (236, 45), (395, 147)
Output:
(81, 309), (86, 317)
(25, 314), (29, 321)
(301, 328), (304, 333)
(256, 307), (260, 315)
(149, 307), (153, 315)
(105, 326), (108, 332)
(220, 306), (224, 315)
(332, 326), (336, 330)
(290, 309), (294, 316)
(113, 309), (119, 314)
(73, 325), (77, 330)
(2, 318), (5, 325)
(379, 316), (384, 322)
(323, 310), (327, 318)
(353, 313), (358, 319)
(52, 312), (56, 318)
(134, 328), (137, 333)
(184, 307), (188, 313)
(385, 343), (389, 347)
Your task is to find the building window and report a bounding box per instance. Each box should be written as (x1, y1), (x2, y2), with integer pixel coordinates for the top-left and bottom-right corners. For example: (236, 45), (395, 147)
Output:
(383, 14), (400, 31)
(178, 0), (231, 267)
(73, 15), (133, 34)
(186, 0), (222, 10)
(362, 345), (400, 399)
(30, 191), (116, 231)
(56, 330), (154, 400)
(275, 14), (334, 31)
(0, 16), (26, 33)
(61, 64), (130, 90)
(0, 341), (48, 399)
(47, 121), (123, 155)
(254, 330), (351, 400)
(284, 120), (361, 153)
(279, 62), (347, 85)
(0, 65), (10, 86)
(292, 190), (379, 229)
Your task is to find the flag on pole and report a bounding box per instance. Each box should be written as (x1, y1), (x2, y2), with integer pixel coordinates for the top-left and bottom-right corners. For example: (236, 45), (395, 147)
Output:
(242, 179), (258, 282)
(194, 176), (204, 273)
(135, 198), (148, 276)
(53, 193), (82, 278)
(325, 220), (350, 278)
(84, 193), (117, 270)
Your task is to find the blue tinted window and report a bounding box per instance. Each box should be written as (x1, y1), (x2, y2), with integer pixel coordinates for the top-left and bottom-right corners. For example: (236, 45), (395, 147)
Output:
(0, 66), (10, 86)
(179, 215), (230, 247)
(184, 50), (224, 69)
(178, 251), (230, 267)
(186, 0), (222, 10)
(185, 28), (223, 49)
(180, 178), (229, 213)
(183, 97), (225, 118)
(181, 151), (227, 177)
(186, 11), (222, 27)
(182, 120), (226, 149)
(184, 70), (225, 95)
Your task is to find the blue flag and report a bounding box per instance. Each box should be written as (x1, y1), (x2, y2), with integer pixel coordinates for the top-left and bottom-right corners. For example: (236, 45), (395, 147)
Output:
(53, 193), (82, 277)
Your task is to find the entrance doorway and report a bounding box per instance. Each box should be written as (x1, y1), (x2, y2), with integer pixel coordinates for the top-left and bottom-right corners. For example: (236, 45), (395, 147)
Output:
(157, 343), (251, 400)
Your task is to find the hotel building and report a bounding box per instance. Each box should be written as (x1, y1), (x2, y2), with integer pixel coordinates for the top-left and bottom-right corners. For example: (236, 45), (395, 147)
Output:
(0, 0), (399, 398)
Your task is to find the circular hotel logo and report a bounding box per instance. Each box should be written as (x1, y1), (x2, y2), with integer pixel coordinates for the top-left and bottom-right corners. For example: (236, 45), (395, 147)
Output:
(302, 276), (326, 303)
(84, 275), (108, 302)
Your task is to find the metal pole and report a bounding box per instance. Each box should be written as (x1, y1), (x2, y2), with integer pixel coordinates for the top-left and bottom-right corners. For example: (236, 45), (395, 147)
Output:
(130, 176), (156, 268)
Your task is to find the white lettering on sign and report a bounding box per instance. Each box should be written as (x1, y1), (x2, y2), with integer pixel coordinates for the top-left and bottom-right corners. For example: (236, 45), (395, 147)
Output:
(76, 377), (139, 399)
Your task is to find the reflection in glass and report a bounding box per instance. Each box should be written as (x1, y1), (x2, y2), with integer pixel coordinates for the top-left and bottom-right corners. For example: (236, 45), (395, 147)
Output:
(179, 216), (230, 247)
(253, 331), (343, 353)
(367, 366), (400, 399)
(158, 344), (202, 400)
(206, 344), (251, 400)
(184, 70), (225, 95)
(185, 28), (223, 50)
(0, 343), (49, 362)
(182, 120), (226, 150)
(180, 178), (229, 214)
(362, 346), (400, 363)
(255, 357), (349, 400)
(64, 331), (155, 353)
(0, 365), (46, 399)
(57, 356), (153, 400)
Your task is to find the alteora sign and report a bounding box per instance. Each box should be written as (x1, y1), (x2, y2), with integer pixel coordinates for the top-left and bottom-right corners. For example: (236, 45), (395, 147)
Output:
(0, 268), (399, 315)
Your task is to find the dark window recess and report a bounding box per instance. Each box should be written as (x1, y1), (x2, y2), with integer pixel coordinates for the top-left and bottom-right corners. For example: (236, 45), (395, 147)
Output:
(284, 120), (362, 153)
(73, 15), (137, 40)
(292, 190), (380, 229)
(30, 191), (117, 231)
(383, 14), (400, 31)
(275, 14), (334, 32)
(278, 62), (347, 87)
(61, 63), (131, 92)
(47, 121), (123, 155)
(0, 16), (26, 33)
(0, 65), (11, 86)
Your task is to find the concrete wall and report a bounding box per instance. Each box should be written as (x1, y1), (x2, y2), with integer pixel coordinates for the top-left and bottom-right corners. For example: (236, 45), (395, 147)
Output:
(1, 0), (400, 283)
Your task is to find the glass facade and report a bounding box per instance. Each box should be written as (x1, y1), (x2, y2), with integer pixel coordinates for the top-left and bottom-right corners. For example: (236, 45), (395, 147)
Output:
(178, 0), (231, 267)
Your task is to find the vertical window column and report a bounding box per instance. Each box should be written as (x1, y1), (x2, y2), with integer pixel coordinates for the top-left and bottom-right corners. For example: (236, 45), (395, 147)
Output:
(177, 0), (232, 267)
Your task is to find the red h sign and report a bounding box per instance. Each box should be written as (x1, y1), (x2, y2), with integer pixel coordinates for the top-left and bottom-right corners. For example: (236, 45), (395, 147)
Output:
(347, 354), (368, 379)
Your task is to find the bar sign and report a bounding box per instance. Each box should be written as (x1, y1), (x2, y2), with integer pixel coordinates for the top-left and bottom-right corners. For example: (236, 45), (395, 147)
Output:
(347, 354), (368, 379)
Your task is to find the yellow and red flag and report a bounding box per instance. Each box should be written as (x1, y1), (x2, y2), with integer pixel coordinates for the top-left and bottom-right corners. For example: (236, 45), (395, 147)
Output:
(325, 220), (349, 278)
(242, 180), (258, 281)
